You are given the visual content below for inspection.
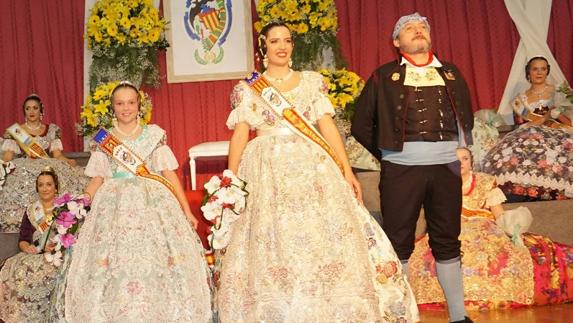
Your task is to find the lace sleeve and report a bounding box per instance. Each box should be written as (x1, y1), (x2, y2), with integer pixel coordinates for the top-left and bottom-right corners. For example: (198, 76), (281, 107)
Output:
(226, 82), (263, 130)
(1, 138), (21, 154)
(485, 187), (507, 208)
(84, 150), (112, 178)
(151, 133), (179, 172)
(49, 139), (64, 152)
(308, 72), (335, 122)
(152, 145), (179, 172)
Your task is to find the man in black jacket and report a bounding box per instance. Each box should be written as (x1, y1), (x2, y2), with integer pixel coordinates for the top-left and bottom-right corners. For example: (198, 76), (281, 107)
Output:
(351, 13), (473, 323)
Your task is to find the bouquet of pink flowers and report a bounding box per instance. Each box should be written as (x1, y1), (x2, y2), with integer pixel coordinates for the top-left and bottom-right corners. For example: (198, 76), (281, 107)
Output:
(200, 170), (248, 250)
(44, 193), (90, 266)
(0, 160), (15, 190)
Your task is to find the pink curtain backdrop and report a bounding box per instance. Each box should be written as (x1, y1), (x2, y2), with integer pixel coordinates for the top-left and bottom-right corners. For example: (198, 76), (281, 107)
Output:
(1, 0), (572, 190)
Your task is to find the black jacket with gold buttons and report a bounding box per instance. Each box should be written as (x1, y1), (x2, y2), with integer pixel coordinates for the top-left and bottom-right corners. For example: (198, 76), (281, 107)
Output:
(351, 59), (474, 160)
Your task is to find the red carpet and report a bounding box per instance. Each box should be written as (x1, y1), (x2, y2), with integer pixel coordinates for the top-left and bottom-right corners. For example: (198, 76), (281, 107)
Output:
(185, 190), (212, 249)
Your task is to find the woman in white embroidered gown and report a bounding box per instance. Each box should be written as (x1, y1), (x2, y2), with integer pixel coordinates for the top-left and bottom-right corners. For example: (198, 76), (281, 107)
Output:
(482, 56), (573, 201)
(0, 168), (61, 322)
(0, 94), (87, 233)
(217, 22), (419, 322)
(65, 82), (212, 322)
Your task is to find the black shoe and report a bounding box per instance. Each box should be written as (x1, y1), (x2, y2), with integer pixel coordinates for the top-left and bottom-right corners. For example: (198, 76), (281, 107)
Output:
(451, 317), (473, 323)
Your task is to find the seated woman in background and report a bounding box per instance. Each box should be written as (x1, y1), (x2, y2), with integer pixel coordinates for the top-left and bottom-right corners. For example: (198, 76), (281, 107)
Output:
(482, 56), (573, 201)
(0, 168), (63, 322)
(409, 147), (573, 310)
(0, 94), (88, 233)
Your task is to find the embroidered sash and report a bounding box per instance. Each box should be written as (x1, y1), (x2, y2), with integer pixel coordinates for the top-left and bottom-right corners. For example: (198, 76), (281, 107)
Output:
(93, 128), (175, 194)
(461, 206), (495, 221)
(7, 123), (49, 158)
(244, 71), (344, 173)
(27, 201), (53, 248)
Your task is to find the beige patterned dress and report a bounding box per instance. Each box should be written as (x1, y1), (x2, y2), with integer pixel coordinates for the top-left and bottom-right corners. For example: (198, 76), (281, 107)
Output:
(0, 202), (59, 322)
(217, 71), (419, 322)
(64, 125), (212, 322)
(409, 172), (534, 309)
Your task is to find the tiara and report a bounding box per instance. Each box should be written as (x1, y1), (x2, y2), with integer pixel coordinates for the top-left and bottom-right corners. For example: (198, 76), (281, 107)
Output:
(109, 80), (140, 97)
(42, 165), (55, 173)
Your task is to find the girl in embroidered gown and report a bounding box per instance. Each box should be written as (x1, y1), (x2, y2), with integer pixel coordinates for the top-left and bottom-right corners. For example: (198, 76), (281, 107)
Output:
(0, 94), (88, 233)
(409, 147), (573, 309)
(482, 57), (573, 201)
(64, 82), (212, 322)
(0, 168), (62, 322)
(217, 22), (418, 322)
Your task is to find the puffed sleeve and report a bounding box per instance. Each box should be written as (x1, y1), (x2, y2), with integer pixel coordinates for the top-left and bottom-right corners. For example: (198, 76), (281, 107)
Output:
(151, 133), (179, 172)
(48, 124), (64, 152)
(1, 131), (21, 154)
(226, 82), (264, 130)
(84, 150), (113, 178)
(307, 72), (335, 122)
(485, 186), (507, 208)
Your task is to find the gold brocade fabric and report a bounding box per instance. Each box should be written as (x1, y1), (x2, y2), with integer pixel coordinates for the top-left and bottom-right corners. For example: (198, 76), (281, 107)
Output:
(409, 172), (535, 307)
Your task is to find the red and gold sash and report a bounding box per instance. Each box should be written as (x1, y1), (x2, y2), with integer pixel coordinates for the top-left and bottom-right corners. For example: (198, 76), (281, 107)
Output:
(461, 206), (495, 221)
(244, 71), (344, 174)
(27, 201), (54, 248)
(93, 128), (175, 194)
(7, 123), (49, 158)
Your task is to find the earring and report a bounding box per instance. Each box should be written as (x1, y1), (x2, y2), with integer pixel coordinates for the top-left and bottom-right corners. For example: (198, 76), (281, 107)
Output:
(288, 58), (293, 68)
(263, 54), (269, 68)
(137, 113), (141, 125)
(112, 113), (118, 128)
(40, 113), (43, 121)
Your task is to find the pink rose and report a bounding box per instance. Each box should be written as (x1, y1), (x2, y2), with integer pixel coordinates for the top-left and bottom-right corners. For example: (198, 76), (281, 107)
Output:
(60, 233), (77, 248)
(54, 193), (73, 207)
(56, 211), (76, 229)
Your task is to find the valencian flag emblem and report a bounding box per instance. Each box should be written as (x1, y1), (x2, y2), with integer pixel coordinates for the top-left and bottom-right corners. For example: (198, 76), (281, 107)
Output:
(184, 0), (232, 65)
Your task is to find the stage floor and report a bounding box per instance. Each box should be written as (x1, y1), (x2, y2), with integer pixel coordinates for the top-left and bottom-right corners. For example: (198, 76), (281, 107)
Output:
(420, 303), (572, 322)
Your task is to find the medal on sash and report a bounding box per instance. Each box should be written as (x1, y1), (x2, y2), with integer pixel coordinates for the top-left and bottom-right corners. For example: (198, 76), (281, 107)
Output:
(93, 128), (176, 194)
(7, 123), (49, 158)
(244, 71), (344, 174)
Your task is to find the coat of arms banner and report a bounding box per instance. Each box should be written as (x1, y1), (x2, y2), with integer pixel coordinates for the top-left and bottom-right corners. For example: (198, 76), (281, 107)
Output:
(164, 0), (254, 82)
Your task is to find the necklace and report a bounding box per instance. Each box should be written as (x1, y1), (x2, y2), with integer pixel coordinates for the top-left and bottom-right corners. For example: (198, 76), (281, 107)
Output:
(530, 84), (548, 99)
(25, 122), (42, 131)
(113, 123), (140, 138)
(462, 172), (476, 196)
(263, 68), (294, 83)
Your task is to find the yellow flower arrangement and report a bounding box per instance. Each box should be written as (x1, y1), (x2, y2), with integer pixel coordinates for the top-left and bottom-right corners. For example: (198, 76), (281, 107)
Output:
(320, 68), (365, 120)
(255, 0), (338, 35)
(255, 0), (339, 70)
(78, 81), (153, 136)
(86, 0), (169, 88)
(86, 0), (167, 50)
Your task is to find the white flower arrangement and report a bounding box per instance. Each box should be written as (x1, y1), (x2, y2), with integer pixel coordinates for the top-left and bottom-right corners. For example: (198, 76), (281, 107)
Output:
(200, 170), (248, 250)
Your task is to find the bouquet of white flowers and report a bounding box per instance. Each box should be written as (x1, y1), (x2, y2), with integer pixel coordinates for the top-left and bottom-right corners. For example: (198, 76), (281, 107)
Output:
(200, 170), (248, 250)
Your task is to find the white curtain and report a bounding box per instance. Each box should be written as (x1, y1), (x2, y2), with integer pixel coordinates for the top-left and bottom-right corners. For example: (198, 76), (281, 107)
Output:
(498, 0), (568, 124)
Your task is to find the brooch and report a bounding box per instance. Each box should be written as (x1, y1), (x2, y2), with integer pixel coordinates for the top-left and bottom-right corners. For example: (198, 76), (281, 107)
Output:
(444, 69), (456, 80)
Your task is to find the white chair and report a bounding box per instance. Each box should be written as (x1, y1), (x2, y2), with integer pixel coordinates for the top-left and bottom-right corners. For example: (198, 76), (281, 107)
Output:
(188, 141), (230, 190)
